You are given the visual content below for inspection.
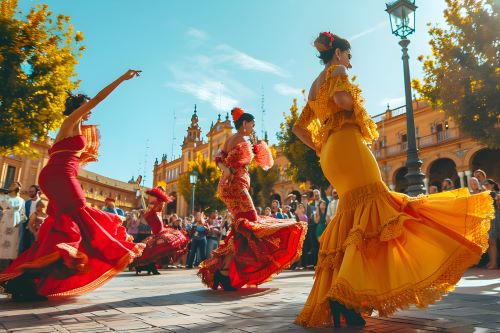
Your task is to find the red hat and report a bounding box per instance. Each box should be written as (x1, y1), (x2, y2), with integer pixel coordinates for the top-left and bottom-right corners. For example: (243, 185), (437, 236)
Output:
(105, 197), (115, 203)
(146, 187), (173, 203)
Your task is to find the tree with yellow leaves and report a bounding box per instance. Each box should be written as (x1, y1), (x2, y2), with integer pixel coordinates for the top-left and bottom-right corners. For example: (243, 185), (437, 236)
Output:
(178, 153), (224, 213)
(0, 0), (85, 155)
(412, 0), (499, 148)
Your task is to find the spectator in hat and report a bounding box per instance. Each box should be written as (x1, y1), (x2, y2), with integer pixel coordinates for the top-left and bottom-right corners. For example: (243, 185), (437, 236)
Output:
(103, 197), (125, 220)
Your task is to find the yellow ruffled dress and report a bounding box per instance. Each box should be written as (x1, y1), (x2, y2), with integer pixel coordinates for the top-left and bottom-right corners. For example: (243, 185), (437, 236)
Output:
(294, 65), (494, 327)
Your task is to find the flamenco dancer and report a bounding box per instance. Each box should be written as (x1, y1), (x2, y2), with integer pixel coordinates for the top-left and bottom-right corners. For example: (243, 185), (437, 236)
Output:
(198, 107), (307, 291)
(293, 32), (494, 328)
(0, 69), (145, 301)
(133, 186), (188, 275)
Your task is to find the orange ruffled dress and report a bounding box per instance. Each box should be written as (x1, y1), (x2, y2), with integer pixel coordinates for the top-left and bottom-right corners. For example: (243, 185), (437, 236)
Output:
(0, 133), (145, 298)
(198, 140), (307, 289)
(294, 65), (494, 327)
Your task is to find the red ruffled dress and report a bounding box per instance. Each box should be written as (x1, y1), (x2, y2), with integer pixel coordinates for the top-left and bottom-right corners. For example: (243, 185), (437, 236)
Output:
(198, 140), (307, 289)
(133, 204), (188, 267)
(0, 135), (145, 297)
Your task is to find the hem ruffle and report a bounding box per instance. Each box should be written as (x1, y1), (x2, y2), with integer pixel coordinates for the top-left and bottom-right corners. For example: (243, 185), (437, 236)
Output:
(296, 181), (494, 328)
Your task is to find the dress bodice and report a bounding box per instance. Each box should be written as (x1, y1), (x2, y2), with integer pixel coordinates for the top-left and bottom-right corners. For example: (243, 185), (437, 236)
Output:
(215, 140), (273, 171)
(215, 140), (273, 221)
(217, 142), (254, 170)
(295, 65), (378, 151)
(49, 135), (86, 157)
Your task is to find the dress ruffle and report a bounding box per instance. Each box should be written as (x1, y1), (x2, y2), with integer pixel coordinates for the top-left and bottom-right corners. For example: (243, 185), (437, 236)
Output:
(199, 216), (307, 289)
(295, 181), (493, 327)
(134, 227), (189, 266)
(0, 207), (145, 298)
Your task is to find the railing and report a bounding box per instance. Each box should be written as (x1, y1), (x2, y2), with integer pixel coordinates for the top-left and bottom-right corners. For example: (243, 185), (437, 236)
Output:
(372, 105), (407, 123)
(372, 128), (460, 158)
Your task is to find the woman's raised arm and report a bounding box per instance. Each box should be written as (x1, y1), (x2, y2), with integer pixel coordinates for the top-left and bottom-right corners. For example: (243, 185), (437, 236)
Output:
(63, 69), (141, 128)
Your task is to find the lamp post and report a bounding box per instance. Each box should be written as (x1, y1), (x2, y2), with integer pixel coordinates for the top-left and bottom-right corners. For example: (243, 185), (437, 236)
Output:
(386, 0), (425, 196)
(189, 171), (198, 214)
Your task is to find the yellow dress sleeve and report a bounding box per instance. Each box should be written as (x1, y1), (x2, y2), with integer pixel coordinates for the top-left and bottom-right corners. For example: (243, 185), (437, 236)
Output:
(327, 65), (379, 144)
(295, 103), (315, 129)
(295, 103), (322, 151)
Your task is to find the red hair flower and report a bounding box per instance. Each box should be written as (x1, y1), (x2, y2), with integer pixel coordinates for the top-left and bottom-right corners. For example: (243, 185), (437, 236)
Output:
(231, 107), (245, 122)
(322, 31), (335, 48)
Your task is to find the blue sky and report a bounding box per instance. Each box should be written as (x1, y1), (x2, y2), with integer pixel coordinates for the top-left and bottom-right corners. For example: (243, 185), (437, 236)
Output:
(20, 0), (448, 186)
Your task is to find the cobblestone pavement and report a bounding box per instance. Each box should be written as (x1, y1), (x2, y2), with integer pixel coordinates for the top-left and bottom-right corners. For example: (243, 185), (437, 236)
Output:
(0, 268), (499, 333)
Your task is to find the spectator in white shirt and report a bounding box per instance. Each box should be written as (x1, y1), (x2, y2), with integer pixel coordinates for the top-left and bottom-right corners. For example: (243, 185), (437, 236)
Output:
(326, 188), (339, 224)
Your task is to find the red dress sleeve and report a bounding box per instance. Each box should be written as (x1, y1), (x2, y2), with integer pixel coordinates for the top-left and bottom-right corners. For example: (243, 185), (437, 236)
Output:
(225, 143), (253, 169)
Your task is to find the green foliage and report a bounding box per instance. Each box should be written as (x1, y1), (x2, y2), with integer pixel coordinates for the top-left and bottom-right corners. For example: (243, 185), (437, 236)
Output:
(178, 154), (224, 213)
(412, 0), (499, 148)
(0, 0), (85, 155)
(276, 98), (329, 189)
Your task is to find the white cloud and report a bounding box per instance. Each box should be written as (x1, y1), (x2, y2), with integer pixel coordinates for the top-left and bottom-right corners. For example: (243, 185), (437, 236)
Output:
(168, 80), (238, 111)
(186, 28), (208, 40)
(274, 83), (303, 97)
(216, 44), (288, 77)
(379, 96), (405, 108)
(165, 29), (287, 112)
(349, 21), (389, 41)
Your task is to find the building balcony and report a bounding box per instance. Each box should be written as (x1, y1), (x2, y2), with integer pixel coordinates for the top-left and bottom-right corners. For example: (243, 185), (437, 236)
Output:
(372, 128), (460, 159)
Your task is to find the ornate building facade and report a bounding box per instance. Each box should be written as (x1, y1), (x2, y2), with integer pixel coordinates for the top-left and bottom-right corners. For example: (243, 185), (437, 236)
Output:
(371, 100), (499, 192)
(0, 139), (144, 211)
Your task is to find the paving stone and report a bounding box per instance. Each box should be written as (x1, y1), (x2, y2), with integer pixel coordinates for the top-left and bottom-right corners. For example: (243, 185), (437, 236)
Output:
(1, 268), (499, 332)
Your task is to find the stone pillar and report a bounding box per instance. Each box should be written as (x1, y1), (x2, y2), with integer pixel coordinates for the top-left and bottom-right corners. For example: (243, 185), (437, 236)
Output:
(457, 171), (465, 188)
(464, 170), (472, 188)
(423, 178), (429, 194)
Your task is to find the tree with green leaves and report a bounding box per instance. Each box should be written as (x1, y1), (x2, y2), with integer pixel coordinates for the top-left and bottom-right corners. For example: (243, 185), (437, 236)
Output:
(277, 98), (329, 190)
(412, 0), (499, 148)
(178, 153), (224, 213)
(0, 0), (85, 155)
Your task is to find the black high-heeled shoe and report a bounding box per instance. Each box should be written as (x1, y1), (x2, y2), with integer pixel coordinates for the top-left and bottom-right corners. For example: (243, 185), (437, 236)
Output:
(6, 274), (48, 302)
(212, 270), (237, 291)
(146, 263), (160, 275)
(329, 300), (366, 328)
(212, 270), (222, 290)
(343, 307), (366, 327)
(219, 273), (237, 291)
(329, 300), (342, 328)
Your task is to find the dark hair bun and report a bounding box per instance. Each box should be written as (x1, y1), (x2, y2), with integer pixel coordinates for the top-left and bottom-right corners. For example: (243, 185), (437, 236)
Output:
(314, 33), (351, 65)
(64, 93), (90, 116)
(231, 108), (255, 130)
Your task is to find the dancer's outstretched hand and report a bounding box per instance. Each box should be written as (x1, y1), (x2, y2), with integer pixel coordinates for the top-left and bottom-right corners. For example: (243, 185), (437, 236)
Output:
(121, 69), (142, 80)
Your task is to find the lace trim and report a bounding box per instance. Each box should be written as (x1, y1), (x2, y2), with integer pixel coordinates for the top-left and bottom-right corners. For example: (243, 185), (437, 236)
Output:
(466, 191), (495, 252)
(296, 247), (483, 327)
(336, 182), (388, 214)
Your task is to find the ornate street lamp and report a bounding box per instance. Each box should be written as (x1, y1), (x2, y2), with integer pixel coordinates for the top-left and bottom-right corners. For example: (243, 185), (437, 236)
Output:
(189, 171), (198, 213)
(386, 0), (425, 196)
